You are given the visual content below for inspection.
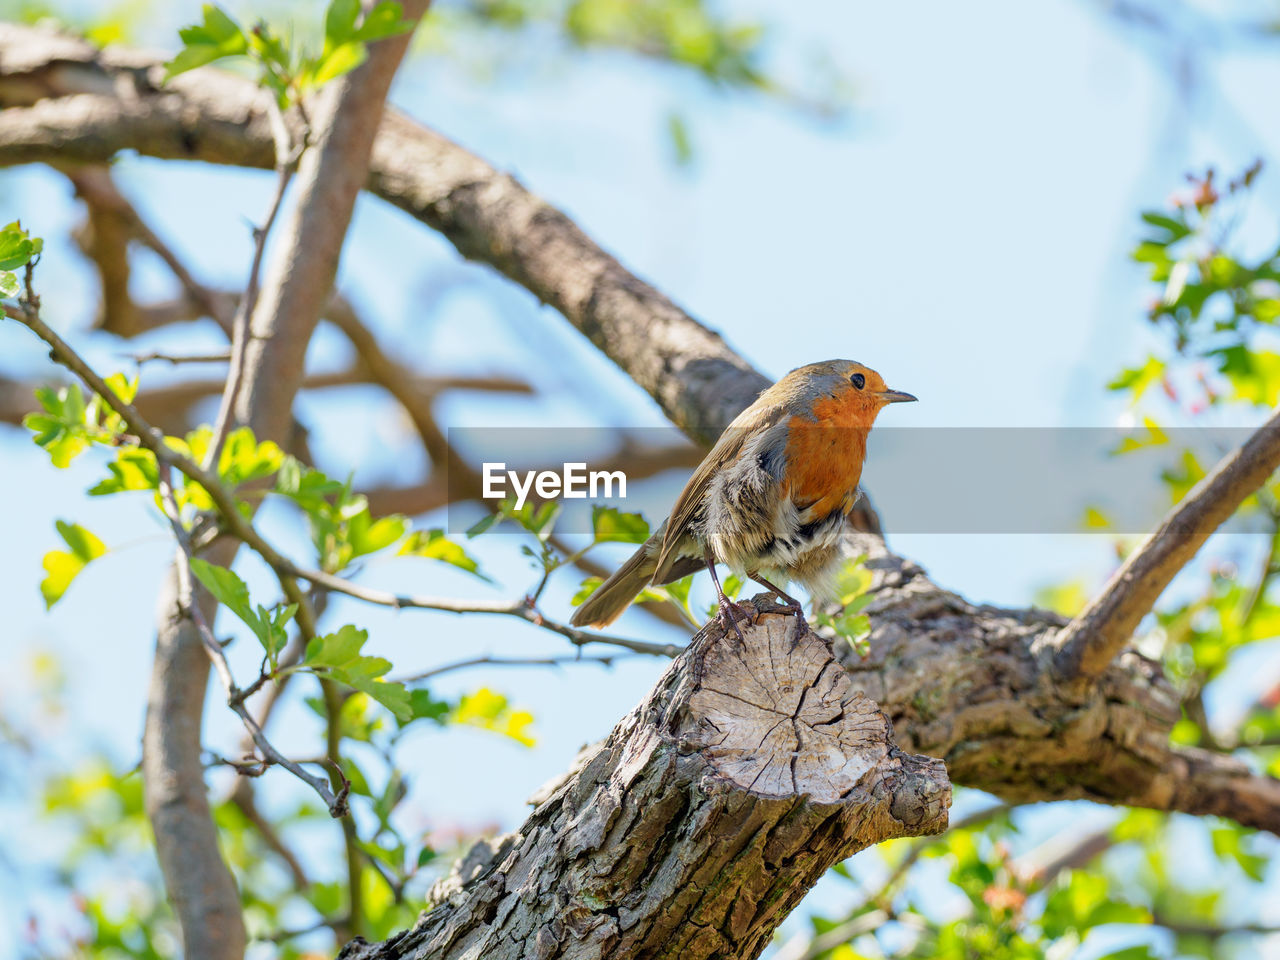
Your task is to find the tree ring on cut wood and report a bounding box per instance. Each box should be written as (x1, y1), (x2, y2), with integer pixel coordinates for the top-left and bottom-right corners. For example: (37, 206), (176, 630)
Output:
(683, 610), (903, 803)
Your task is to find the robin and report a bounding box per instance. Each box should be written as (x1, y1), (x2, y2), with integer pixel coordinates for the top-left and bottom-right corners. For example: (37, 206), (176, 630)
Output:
(570, 359), (916, 635)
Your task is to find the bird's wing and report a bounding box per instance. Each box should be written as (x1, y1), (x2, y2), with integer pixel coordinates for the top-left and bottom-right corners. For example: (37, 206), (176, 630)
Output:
(655, 398), (790, 575)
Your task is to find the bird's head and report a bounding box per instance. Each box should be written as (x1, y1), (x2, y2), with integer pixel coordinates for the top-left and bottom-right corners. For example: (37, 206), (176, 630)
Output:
(781, 359), (917, 427)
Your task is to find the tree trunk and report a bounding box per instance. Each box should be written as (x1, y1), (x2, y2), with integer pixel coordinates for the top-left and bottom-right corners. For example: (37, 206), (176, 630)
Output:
(340, 602), (950, 960)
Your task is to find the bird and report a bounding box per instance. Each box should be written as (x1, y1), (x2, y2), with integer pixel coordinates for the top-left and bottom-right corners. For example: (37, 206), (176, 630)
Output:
(570, 359), (916, 635)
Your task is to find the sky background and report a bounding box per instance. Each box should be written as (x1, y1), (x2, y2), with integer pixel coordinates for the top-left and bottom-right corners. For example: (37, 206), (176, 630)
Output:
(3, 0), (1280, 956)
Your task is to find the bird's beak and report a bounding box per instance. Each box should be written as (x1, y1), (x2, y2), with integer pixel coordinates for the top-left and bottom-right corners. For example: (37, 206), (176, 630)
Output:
(878, 389), (918, 404)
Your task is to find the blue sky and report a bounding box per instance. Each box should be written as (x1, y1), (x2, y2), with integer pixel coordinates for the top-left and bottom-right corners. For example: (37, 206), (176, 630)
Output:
(4, 0), (1280, 955)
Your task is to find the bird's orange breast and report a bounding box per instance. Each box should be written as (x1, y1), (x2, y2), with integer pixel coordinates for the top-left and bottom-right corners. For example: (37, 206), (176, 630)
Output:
(782, 391), (872, 515)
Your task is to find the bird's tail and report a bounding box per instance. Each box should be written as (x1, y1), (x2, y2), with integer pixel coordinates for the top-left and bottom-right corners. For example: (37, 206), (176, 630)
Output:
(570, 534), (661, 628)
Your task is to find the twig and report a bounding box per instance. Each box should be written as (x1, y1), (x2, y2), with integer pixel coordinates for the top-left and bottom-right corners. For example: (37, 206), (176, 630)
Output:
(228, 779), (311, 891)
(206, 100), (302, 472)
(155, 460), (347, 817)
(6, 291), (681, 662)
(322, 679), (363, 940)
(773, 910), (892, 960)
(63, 165), (232, 329)
(393, 652), (633, 685)
(1151, 912), (1280, 939)
(125, 349), (233, 365)
(256, 916), (346, 944)
(1055, 404), (1280, 681)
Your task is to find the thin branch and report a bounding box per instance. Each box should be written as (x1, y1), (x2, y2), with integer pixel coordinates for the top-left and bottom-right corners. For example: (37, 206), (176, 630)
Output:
(1151, 912), (1280, 939)
(1055, 403), (1280, 681)
(1012, 826), (1116, 887)
(393, 652), (634, 684)
(0, 27), (770, 446)
(207, 101), (300, 471)
(6, 287), (680, 665)
(125, 350), (233, 365)
(64, 165), (231, 328)
(228, 779), (311, 891)
(322, 679), (363, 941)
(155, 460), (348, 817)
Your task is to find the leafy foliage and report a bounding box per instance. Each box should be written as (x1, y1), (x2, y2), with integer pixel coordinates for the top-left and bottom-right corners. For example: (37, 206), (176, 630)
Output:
(164, 0), (416, 107)
(452, 687), (537, 746)
(40, 520), (107, 609)
(190, 558), (296, 663)
(0, 220), (42, 296)
(303, 624), (413, 721)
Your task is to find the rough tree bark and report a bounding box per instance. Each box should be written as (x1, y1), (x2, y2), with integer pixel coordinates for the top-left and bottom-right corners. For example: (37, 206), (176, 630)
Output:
(837, 535), (1280, 833)
(340, 605), (948, 960)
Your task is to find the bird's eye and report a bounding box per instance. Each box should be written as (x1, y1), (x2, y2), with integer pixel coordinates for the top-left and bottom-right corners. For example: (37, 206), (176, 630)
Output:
(850, 373), (866, 389)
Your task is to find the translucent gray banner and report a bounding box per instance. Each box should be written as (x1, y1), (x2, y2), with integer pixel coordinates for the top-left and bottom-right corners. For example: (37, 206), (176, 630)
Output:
(444, 427), (1274, 535)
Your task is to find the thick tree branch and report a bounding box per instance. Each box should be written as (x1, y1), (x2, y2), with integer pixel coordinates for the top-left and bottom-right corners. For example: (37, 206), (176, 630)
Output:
(1055, 403), (1280, 681)
(340, 606), (949, 960)
(838, 534), (1280, 835)
(0, 23), (767, 446)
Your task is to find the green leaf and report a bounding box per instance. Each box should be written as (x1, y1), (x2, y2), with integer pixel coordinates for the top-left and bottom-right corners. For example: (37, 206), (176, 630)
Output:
(403, 688), (450, 727)
(309, 40), (367, 86)
(348, 508), (407, 559)
(1140, 210), (1192, 243)
(0, 271), (18, 297)
(40, 521), (107, 609)
(303, 625), (412, 721)
(1110, 417), (1168, 455)
(667, 111), (693, 166)
(465, 512), (500, 538)
(398, 528), (489, 580)
(89, 448), (159, 496)
(324, 0), (361, 44)
(1217, 348), (1280, 406)
(353, 1), (417, 41)
(572, 576), (603, 605)
(591, 505), (650, 544)
(1210, 824), (1267, 882)
(1095, 947), (1161, 960)
(164, 4), (248, 79)
(452, 688), (535, 746)
(0, 221), (39, 271)
(1106, 355), (1165, 401)
(189, 558), (293, 659)
(218, 426), (286, 486)
(24, 384), (92, 468)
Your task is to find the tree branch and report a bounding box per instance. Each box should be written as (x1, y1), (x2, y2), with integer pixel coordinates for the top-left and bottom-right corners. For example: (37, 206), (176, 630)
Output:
(838, 534), (1280, 835)
(155, 461), (348, 816)
(340, 606), (950, 960)
(1054, 402), (1280, 681)
(0, 22), (769, 447)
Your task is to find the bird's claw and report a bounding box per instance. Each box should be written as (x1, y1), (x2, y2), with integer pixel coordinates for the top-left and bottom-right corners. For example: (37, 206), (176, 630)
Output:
(716, 598), (750, 643)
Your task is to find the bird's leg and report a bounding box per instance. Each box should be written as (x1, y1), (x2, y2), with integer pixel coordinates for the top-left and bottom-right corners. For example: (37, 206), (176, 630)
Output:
(749, 573), (808, 631)
(704, 547), (748, 642)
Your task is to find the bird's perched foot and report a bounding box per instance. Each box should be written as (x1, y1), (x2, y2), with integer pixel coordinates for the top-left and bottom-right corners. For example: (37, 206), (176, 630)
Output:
(750, 574), (809, 640)
(716, 597), (752, 642)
